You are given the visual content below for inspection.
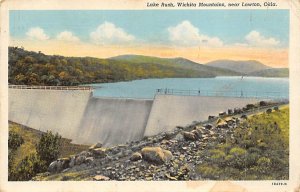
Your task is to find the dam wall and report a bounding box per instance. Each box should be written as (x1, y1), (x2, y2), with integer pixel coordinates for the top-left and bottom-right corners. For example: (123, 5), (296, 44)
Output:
(9, 88), (260, 146)
(144, 95), (260, 136)
(74, 97), (153, 146)
(9, 89), (91, 140)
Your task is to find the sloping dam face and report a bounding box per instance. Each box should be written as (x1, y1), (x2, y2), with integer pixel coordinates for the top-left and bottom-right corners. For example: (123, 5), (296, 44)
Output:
(144, 95), (260, 136)
(9, 89), (260, 146)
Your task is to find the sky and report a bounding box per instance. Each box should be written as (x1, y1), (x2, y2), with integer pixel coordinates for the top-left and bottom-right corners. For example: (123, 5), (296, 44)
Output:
(9, 10), (289, 67)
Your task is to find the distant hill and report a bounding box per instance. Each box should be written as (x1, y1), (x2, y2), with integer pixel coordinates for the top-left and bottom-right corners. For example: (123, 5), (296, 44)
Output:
(8, 48), (240, 86)
(248, 68), (289, 77)
(111, 55), (241, 77)
(205, 60), (271, 74)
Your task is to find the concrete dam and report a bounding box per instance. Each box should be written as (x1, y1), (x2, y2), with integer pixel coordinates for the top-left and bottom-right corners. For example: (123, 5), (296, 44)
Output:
(9, 87), (260, 146)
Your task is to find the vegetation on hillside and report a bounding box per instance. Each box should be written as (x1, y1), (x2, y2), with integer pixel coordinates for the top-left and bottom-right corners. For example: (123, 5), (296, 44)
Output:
(248, 68), (289, 78)
(9, 47), (239, 86)
(197, 106), (289, 180)
(8, 122), (89, 181)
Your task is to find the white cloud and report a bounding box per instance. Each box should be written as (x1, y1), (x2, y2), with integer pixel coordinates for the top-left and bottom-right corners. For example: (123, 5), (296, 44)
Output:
(56, 31), (80, 42)
(26, 27), (49, 40)
(167, 20), (223, 47)
(245, 30), (280, 47)
(90, 22), (135, 44)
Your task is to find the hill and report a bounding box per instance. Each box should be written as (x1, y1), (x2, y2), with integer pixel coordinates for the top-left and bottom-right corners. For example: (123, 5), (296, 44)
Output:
(248, 68), (289, 78)
(206, 60), (271, 74)
(9, 47), (240, 86)
(111, 55), (241, 76)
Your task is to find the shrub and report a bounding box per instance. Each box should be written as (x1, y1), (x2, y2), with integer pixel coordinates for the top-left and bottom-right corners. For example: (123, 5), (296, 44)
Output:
(12, 153), (47, 181)
(36, 131), (62, 165)
(8, 131), (24, 150)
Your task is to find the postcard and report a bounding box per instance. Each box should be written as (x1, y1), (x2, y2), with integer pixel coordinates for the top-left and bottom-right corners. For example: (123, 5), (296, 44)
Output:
(1, 0), (300, 191)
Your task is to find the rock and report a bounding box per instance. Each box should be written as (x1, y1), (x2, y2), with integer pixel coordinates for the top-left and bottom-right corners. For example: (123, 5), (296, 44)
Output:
(91, 148), (107, 158)
(93, 175), (110, 181)
(266, 108), (272, 114)
(241, 114), (248, 119)
(130, 152), (142, 161)
(246, 104), (255, 110)
(174, 133), (184, 141)
(191, 130), (201, 139)
(48, 160), (62, 173)
(85, 157), (94, 164)
(219, 111), (226, 116)
(228, 109), (233, 115)
(79, 151), (92, 157)
(89, 142), (103, 150)
(69, 156), (76, 167)
(141, 147), (173, 164)
(48, 158), (69, 173)
(260, 101), (267, 106)
(75, 155), (86, 165)
(208, 115), (216, 120)
(183, 131), (197, 141)
(274, 106), (279, 111)
(204, 124), (213, 129)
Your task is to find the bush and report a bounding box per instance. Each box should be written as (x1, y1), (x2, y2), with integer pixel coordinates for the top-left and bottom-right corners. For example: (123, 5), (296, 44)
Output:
(36, 131), (62, 165)
(8, 131), (24, 150)
(11, 153), (47, 181)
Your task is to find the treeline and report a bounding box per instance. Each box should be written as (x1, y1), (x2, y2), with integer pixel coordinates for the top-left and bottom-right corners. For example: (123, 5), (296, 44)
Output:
(9, 47), (216, 86)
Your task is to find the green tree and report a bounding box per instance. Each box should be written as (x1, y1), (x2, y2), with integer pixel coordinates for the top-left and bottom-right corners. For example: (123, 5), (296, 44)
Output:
(36, 131), (62, 165)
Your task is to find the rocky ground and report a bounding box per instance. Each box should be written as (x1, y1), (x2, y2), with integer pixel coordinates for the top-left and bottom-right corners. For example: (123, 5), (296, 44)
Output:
(33, 100), (287, 181)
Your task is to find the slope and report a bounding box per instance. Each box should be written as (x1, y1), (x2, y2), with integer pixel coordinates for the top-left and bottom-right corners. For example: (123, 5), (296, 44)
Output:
(206, 59), (271, 74)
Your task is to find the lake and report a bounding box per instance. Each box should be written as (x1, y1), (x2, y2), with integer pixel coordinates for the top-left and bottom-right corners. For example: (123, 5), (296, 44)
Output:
(89, 76), (289, 99)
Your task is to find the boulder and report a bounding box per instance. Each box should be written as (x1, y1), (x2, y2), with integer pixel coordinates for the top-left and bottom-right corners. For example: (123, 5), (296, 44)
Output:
(89, 142), (103, 150)
(48, 158), (70, 173)
(204, 124), (213, 129)
(227, 109), (233, 115)
(246, 104), (255, 110)
(91, 148), (107, 158)
(260, 101), (267, 106)
(141, 147), (173, 164)
(208, 115), (216, 120)
(266, 108), (272, 114)
(191, 129), (201, 139)
(48, 160), (63, 173)
(130, 152), (142, 161)
(219, 111), (226, 116)
(174, 133), (184, 141)
(93, 175), (110, 181)
(69, 156), (76, 168)
(75, 155), (86, 165)
(182, 131), (197, 141)
(85, 157), (94, 164)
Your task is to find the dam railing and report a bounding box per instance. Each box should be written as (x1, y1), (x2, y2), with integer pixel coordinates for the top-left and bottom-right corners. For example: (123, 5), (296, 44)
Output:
(156, 88), (287, 99)
(9, 85), (93, 91)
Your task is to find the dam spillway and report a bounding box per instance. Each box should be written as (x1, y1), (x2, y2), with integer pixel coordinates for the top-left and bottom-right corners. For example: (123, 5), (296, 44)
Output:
(9, 87), (262, 146)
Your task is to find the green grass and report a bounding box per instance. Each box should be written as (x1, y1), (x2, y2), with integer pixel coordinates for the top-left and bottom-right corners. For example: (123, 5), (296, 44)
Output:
(197, 106), (289, 180)
(9, 122), (89, 171)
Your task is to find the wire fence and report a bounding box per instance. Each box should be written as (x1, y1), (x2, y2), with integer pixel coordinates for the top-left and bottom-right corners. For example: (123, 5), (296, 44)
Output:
(156, 88), (288, 99)
(9, 85), (93, 91)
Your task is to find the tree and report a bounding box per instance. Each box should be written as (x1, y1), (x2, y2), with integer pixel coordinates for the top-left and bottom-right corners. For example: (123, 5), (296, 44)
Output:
(36, 131), (62, 166)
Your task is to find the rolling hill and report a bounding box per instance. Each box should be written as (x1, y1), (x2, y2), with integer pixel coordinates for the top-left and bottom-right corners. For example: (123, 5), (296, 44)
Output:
(9, 47), (241, 86)
(110, 55), (241, 76)
(248, 68), (289, 77)
(205, 59), (271, 74)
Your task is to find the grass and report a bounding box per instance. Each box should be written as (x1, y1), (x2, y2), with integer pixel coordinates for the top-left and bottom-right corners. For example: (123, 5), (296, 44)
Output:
(9, 122), (90, 171)
(197, 106), (289, 180)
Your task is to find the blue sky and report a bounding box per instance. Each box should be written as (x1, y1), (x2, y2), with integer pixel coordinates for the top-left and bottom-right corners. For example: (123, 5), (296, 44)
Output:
(9, 10), (289, 67)
(10, 10), (289, 46)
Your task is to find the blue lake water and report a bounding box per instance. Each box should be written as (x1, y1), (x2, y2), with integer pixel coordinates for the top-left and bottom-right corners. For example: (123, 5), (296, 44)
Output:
(89, 76), (289, 99)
